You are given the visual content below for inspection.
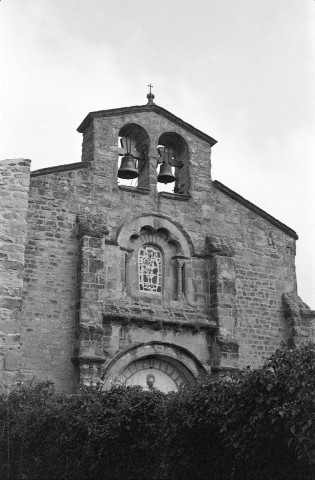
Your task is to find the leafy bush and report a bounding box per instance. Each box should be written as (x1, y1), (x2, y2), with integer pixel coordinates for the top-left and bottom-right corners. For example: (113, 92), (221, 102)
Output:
(0, 383), (165, 480)
(163, 343), (315, 480)
(0, 343), (314, 479)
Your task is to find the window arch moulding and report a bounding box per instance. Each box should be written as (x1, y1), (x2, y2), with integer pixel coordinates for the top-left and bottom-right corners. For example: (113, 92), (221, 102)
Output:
(116, 214), (193, 258)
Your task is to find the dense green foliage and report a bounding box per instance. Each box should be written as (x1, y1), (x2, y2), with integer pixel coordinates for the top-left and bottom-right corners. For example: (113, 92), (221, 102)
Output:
(0, 344), (314, 480)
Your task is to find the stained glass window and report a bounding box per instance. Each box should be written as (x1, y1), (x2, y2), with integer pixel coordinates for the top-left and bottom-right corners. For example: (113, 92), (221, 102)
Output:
(139, 245), (162, 293)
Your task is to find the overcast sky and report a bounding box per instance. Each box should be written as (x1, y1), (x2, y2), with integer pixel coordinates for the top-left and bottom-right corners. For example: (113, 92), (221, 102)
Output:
(1, 0), (314, 306)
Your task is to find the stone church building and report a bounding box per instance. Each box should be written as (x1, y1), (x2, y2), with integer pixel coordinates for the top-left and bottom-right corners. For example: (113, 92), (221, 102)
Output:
(1, 91), (314, 393)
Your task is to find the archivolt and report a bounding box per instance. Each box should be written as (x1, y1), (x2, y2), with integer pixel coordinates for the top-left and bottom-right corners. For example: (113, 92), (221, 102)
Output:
(116, 214), (193, 257)
(101, 341), (205, 390)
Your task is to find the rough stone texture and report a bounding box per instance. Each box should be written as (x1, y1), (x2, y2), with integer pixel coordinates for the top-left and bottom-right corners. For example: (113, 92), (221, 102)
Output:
(0, 159), (31, 390)
(1, 103), (313, 391)
(282, 292), (315, 347)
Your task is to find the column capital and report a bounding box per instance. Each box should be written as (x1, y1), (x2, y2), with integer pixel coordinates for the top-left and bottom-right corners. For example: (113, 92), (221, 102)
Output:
(76, 213), (109, 239)
(206, 235), (235, 257)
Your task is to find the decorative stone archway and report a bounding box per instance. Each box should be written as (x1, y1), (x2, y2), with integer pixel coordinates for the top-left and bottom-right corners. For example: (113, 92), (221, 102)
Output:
(116, 356), (193, 393)
(101, 342), (204, 392)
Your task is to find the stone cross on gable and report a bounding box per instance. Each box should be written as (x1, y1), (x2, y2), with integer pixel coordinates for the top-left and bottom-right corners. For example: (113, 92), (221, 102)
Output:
(118, 136), (140, 158)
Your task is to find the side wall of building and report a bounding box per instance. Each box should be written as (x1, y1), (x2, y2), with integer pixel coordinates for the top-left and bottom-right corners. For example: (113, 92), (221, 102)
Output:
(0, 159), (31, 390)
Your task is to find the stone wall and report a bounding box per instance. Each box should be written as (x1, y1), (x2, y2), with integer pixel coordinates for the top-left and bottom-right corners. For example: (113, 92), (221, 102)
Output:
(0, 158), (31, 391)
(19, 166), (88, 391)
(208, 184), (298, 369)
(283, 292), (315, 347)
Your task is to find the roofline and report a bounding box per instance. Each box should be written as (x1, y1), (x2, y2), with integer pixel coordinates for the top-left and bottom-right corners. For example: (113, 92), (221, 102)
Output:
(30, 161), (89, 177)
(77, 104), (217, 146)
(213, 180), (298, 240)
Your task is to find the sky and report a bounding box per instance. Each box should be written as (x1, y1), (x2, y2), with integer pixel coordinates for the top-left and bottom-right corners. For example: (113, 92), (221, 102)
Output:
(1, 0), (314, 307)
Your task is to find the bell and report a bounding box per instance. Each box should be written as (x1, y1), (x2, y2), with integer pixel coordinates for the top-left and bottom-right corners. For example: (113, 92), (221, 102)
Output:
(157, 162), (176, 184)
(118, 155), (139, 179)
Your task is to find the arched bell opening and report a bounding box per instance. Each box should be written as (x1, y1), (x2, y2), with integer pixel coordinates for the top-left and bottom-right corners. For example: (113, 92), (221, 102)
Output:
(117, 123), (150, 189)
(156, 132), (190, 195)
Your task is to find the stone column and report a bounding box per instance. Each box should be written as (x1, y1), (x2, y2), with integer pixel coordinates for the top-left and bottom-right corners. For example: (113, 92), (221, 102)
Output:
(148, 136), (159, 193)
(74, 214), (109, 386)
(124, 249), (134, 296)
(173, 257), (186, 301)
(206, 235), (239, 373)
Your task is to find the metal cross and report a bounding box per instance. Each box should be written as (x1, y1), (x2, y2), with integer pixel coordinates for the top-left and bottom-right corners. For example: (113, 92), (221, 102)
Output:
(148, 83), (153, 94)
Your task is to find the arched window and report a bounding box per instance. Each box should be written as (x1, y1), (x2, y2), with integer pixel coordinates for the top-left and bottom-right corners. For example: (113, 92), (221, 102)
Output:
(123, 222), (190, 301)
(139, 244), (162, 293)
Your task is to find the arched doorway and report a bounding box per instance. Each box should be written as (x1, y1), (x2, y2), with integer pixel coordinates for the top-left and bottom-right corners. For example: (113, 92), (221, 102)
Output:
(116, 355), (194, 393)
(101, 342), (205, 393)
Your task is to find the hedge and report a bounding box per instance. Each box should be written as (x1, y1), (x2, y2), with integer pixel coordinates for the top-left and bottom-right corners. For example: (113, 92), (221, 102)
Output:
(0, 343), (314, 480)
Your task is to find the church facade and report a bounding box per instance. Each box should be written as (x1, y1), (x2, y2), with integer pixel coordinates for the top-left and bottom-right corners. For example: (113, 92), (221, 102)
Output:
(1, 93), (314, 392)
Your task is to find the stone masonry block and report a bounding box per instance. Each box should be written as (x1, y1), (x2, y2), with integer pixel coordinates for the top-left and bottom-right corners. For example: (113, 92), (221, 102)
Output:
(4, 352), (19, 371)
